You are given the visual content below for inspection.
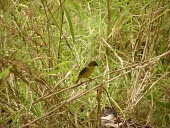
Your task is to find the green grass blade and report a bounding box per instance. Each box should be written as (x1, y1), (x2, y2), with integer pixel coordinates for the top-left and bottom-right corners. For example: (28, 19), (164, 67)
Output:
(64, 7), (75, 42)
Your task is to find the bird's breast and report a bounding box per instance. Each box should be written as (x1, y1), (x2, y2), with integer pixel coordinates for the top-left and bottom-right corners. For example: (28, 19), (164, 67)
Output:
(82, 66), (95, 78)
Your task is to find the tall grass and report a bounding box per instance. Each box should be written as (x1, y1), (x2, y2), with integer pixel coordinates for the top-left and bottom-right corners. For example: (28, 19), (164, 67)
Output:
(0, 0), (169, 127)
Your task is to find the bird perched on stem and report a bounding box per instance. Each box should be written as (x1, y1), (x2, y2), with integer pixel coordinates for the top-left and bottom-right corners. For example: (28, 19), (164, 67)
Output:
(76, 61), (98, 83)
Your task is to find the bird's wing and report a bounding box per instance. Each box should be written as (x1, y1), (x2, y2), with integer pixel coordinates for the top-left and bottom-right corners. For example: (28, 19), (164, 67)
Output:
(79, 67), (88, 76)
(76, 67), (88, 83)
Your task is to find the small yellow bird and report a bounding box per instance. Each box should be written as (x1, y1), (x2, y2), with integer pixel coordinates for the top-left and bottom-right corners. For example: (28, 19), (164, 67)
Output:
(76, 61), (98, 83)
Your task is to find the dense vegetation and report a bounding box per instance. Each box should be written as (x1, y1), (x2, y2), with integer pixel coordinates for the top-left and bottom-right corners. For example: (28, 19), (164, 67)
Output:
(0, 0), (170, 127)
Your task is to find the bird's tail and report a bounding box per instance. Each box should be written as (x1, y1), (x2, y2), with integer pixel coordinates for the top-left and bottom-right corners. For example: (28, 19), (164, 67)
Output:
(76, 78), (79, 84)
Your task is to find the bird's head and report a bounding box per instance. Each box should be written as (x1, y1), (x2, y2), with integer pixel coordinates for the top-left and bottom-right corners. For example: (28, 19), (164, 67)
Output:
(88, 61), (98, 67)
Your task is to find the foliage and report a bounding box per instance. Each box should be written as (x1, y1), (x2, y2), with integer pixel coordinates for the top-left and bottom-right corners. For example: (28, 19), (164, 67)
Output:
(0, 0), (170, 127)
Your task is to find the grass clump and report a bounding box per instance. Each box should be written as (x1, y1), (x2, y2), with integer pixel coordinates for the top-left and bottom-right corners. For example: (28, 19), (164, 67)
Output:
(0, 0), (170, 127)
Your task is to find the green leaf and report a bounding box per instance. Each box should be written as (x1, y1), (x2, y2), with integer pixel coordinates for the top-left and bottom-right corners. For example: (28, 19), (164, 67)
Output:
(156, 101), (170, 109)
(0, 65), (12, 79)
(64, 7), (75, 42)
